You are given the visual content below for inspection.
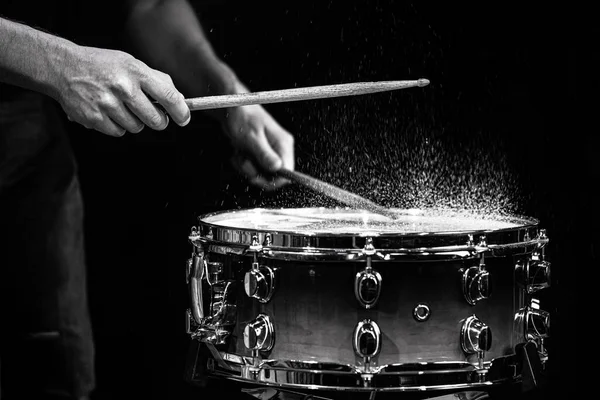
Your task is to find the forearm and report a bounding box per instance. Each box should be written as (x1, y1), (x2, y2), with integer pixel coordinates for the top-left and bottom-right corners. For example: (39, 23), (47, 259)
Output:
(123, 0), (243, 101)
(0, 17), (75, 99)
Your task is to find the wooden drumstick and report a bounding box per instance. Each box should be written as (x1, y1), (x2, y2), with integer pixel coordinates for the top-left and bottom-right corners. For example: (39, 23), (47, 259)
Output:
(184, 79), (430, 111)
(277, 168), (397, 219)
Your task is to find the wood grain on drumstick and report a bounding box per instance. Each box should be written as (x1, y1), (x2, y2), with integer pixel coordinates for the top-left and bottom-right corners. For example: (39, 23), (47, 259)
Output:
(184, 79), (430, 111)
(276, 169), (397, 219)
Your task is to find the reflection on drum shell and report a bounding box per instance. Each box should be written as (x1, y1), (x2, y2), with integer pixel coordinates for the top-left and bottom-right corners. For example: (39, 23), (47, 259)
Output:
(205, 254), (520, 366)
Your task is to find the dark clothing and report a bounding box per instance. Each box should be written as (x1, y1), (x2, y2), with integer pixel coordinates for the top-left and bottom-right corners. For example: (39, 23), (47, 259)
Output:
(0, 89), (94, 399)
(0, 2), (132, 398)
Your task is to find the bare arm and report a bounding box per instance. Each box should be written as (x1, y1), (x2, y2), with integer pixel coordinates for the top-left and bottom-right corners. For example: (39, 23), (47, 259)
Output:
(0, 16), (190, 136)
(123, 0), (295, 187)
(0, 17), (73, 99)
(123, 0), (239, 99)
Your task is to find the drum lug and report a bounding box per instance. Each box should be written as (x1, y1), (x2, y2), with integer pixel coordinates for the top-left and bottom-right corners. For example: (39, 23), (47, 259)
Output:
(244, 234), (276, 303)
(244, 264), (276, 303)
(243, 314), (275, 352)
(461, 314), (492, 371)
(354, 265), (382, 309)
(515, 253), (551, 294)
(353, 319), (382, 369)
(514, 301), (550, 350)
(355, 237), (382, 309)
(462, 240), (492, 305)
(461, 315), (492, 354)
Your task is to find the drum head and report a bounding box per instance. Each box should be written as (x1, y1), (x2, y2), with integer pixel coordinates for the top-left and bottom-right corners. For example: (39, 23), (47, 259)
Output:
(200, 207), (534, 235)
(192, 207), (544, 258)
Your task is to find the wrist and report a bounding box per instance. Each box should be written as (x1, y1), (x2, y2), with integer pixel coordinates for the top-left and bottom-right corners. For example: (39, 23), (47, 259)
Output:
(195, 59), (249, 122)
(41, 39), (81, 101)
(202, 59), (244, 96)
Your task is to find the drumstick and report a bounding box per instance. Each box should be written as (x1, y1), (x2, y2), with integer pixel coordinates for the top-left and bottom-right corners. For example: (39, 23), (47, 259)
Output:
(277, 169), (397, 219)
(184, 79), (430, 111)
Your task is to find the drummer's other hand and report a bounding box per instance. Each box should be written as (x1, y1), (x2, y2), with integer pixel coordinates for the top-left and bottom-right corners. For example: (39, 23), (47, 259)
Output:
(57, 45), (191, 137)
(225, 104), (295, 190)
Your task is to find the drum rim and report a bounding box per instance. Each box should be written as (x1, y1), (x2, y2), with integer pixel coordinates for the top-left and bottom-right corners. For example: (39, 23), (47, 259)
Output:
(191, 207), (545, 256)
(201, 349), (521, 392)
(196, 207), (540, 237)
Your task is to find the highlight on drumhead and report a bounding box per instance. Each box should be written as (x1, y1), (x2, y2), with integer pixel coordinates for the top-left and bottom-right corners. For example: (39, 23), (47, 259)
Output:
(200, 206), (534, 235)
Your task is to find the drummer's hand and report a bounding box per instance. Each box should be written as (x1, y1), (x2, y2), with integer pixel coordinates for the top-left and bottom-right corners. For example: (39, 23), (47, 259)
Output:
(55, 45), (191, 136)
(224, 104), (295, 190)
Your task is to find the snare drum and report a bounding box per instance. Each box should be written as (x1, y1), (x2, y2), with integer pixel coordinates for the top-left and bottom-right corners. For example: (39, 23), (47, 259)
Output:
(184, 207), (550, 398)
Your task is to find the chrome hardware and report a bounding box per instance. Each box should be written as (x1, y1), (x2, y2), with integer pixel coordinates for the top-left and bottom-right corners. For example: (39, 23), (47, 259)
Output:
(191, 208), (546, 261)
(206, 261), (224, 285)
(209, 281), (236, 323)
(514, 305), (550, 342)
(244, 264), (276, 303)
(199, 352), (521, 392)
(191, 279), (237, 345)
(188, 226), (201, 241)
(243, 314), (275, 352)
(249, 234), (263, 253)
(515, 256), (551, 294)
(185, 309), (193, 334)
(186, 257), (193, 284)
(188, 252), (205, 324)
(538, 228), (548, 243)
(244, 234), (276, 302)
(461, 315), (492, 371)
(263, 233), (272, 247)
(353, 319), (382, 362)
(462, 249), (491, 305)
(413, 303), (431, 322)
(466, 234), (475, 247)
(193, 324), (230, 345)
(461, 315), (492, 354)
(478, 235), (487, 248)
(355, 238), (382, 309)
(362, 237), (376, 256)
(187, 250), (237, 344)
(354, 266), (382, 309)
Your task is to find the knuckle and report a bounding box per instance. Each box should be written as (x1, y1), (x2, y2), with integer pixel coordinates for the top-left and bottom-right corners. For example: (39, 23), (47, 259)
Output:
(97, 93), (118, 110)
(161, 88), (183, 106)
(119, 51), (142, 69)
(85, 111), (104, 127)
(112, 77), (136, 99)
(160, 71), (174, 85)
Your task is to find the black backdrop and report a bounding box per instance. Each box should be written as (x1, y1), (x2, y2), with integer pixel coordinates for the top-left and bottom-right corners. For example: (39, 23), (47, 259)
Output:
(65, 2), (584, 399)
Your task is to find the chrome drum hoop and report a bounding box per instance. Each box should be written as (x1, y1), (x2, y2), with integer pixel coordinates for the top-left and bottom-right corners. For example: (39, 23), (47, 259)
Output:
(189, 233), (547, 261)
(189, 208), (546, 261)
(203, 351), (521, 392)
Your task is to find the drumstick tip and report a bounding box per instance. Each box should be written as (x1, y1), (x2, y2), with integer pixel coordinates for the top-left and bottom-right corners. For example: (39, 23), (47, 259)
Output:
(418, 78), (430, 87)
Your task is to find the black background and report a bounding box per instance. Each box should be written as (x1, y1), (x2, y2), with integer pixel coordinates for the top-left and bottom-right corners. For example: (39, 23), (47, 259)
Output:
(64, 2), (585, 399)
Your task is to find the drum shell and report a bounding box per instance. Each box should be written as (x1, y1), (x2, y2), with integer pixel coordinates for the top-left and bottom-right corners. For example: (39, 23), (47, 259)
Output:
(203, 251), (524, 367)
